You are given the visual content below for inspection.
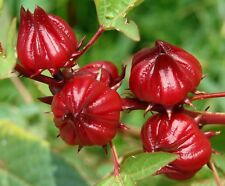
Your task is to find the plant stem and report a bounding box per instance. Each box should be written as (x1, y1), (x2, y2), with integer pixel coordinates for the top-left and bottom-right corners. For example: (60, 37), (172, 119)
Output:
(121, 98), (166, 114)
(192, 92), (225, 101)
(109, 141), (120, 176)
(11, 76), (33, 104)
(184, 109), (225, 125)
(72, 25), (105, 60)
(208, 160), (222, 186)
(123, 97), (225, 125)
(122, 98), (147, 110)
(15, 64), (62, 87)
(38, 96), (53, 105)
(53, 71), (64, 81)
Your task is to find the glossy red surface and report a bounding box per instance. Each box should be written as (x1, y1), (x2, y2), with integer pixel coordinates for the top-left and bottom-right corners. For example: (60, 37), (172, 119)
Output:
(17, 6), (77, 75)
(51, 75), (122, 146)
(129, 41), (202, 106)
(78, 61), (119, 86)
(141, 112), (211, 180)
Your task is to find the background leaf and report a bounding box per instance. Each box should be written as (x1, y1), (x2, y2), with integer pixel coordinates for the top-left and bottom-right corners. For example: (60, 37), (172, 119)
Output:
(51, 154), (88, 186)
(0, 120), (87, 186)
(0, 0), (3, 10)
(121, 152), (177, 181)
(94, 0), (143, 41)
(0, 18), (16, 79)
(0, 120), (55, 186)
(0, 169), (30, 186)
(212, 153), (225, 174)
(97, 173), (134, 186)
(190, 178), (225, 186)
(1, 0), (225, 185)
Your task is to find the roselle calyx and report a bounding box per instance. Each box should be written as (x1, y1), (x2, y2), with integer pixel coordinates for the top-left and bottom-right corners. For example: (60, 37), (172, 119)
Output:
(59, 60), (125, 90)
(78, 61), (126, 89)
(79, 61), (119, 85)
(17, 6), (77, 75)
(51, 75), (122, 146)
(129, 40), (202, 107)
(141, 112), (212, 180)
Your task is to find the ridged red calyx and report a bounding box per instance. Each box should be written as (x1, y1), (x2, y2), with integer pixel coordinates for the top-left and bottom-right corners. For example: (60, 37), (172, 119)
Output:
(51, 75), (122, 146)
(17, 6), (77, 75)
(129, 40), (202, 107)
(78, 61), (119, 86)
(141, 112), (211, 180)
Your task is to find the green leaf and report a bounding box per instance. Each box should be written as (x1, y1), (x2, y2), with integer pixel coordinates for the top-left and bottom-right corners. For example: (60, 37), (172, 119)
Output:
(51, 154), (88, 186)
(97, 174), (134, 186)
(0, 169), (30, 186)
(94, 0), (143, 41)
(0, 18), (17, 79)
(0, 120), (55, 186)
(190, 178), (225, 186)
(212, 154), (225, 174)
(0, 0), (3, 11)
(0, 120), (88, 186)
(121, 152), (177, 181)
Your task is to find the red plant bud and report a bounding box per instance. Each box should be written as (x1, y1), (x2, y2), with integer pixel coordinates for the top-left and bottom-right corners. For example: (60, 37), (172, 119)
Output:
(17, 6), (77, 75)
(81, 61), (119, 80)
(78, 61), (119, 86)
(76, 61), (126, 91)
(129, 41), (202, 106)
(51, 75), (122, 146)
(141, 112), (211, 180)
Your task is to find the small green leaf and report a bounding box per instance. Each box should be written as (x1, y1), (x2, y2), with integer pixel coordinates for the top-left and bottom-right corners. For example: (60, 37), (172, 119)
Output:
(94, 0), (143, 41)
(0, 18), (17, 79)
(97, 174), (134, 186)
(121, 152), (177, 181)
(114, 18), (140, 41)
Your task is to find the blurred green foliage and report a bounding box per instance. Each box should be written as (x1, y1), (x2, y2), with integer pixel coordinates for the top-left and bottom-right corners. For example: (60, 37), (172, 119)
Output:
(0, 0), (225, 185)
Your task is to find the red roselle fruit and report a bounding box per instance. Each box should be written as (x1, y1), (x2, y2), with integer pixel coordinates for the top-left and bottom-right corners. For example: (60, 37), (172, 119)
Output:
(59, 61), (125, 90)
(129, 41), (202, 107)
(51, 75), (122, 146)
(79, 61), (119, 86)
(48, 61), (122, 94)
(77, 61), (125, 88)
(17, 6), (77, 75)
(141, 112), (212, 180)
